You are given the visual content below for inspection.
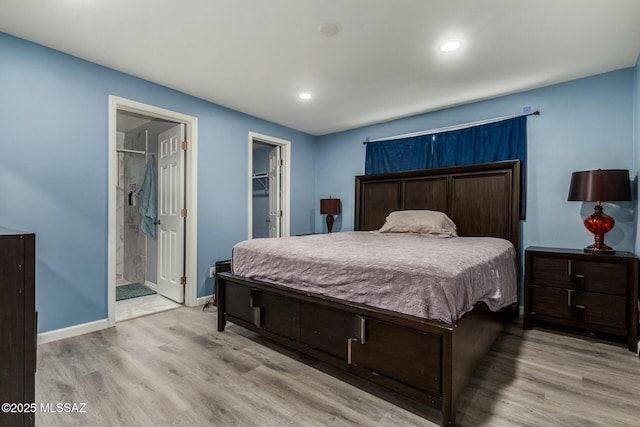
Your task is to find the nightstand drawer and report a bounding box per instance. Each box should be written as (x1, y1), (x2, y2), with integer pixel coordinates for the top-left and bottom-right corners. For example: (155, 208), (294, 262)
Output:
(531, 285), (626, 330)
(531, 257), (627, 295)
(531, 285), (577, 320)
(580, 292), (626, 329)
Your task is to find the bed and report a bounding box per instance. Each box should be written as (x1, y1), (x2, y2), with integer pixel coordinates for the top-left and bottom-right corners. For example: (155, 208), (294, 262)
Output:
(217, 160), (521, 426)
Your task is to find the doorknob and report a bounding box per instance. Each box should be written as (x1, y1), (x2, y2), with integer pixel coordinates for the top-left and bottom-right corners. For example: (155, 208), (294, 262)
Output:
(154, 220), (161, 225)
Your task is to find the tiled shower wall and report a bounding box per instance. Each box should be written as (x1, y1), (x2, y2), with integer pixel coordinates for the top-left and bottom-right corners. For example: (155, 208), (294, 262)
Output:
(116, 129), (147, 285)
(123, 130), (147, 284)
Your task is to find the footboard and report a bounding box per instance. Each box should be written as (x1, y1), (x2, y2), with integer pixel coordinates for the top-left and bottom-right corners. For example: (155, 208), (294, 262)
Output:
(217, 272), (507, 426)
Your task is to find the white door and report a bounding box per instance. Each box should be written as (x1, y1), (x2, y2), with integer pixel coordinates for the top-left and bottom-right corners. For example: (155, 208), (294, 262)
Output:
(157, 124), (185, 303)
(268, 146), (281, 238)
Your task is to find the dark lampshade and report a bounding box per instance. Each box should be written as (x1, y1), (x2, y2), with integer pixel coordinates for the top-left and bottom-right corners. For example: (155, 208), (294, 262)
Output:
(567, 169), (631, 253)
(568, 169), (631, 202)
(320, 198), (341, 215)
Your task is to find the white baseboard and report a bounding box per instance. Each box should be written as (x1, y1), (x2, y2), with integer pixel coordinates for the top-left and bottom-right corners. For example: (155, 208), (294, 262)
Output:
(196, 294), (214, 306)
(145, 280), (158, 291)
(39, 293), (215, 344)
(38, 318), (110, 345)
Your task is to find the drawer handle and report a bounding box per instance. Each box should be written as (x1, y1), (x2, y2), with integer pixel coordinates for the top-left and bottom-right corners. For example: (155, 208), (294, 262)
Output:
(249, 290), (262, 328)
(347, 318), (366, 364)
(567, 290), (585, 310)
(252, 307), (262, 327)
(347, 338), (358, 364)
(568, 260), (585, 279)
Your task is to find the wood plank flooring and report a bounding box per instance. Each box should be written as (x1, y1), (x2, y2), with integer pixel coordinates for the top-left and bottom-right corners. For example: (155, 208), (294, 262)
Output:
(35, 306), (640, 426)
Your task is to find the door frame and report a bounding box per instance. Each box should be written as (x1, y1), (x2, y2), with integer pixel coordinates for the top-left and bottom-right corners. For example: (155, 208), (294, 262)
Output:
(107, 96), (198, 327)
(247, 132), (290, 239)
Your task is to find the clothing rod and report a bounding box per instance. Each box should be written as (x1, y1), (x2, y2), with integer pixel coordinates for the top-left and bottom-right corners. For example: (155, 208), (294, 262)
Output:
(363, 110), (540, 144)
(116, 148), (146, 154)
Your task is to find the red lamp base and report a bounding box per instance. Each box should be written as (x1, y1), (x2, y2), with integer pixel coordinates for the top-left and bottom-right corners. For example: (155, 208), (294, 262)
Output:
(583, 203), (615, 253)
(584, 241), (614, 253)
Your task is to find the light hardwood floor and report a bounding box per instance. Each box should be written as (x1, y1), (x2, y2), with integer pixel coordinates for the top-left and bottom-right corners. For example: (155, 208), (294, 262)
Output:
(35, 306), (640, 426)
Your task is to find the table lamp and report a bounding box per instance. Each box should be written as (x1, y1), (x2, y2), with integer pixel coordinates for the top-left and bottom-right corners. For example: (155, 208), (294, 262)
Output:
(320, 198), (341, 233)
(568, 169), (631, 253)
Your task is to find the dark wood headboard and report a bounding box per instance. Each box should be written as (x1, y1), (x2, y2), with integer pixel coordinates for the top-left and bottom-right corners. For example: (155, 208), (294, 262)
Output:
(354, 160), (521, 250)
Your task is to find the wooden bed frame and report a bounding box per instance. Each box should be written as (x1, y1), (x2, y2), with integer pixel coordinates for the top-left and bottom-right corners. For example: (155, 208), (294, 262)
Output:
(217, 160), (521, 426)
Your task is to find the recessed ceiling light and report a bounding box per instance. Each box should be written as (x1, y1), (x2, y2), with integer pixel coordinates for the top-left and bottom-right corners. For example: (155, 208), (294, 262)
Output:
(439, 40), (462, 53)
(298, 93), (312, 100)
(318, 23), (339, 37)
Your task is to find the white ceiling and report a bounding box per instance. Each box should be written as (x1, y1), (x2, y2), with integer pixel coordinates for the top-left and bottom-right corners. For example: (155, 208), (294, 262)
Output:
(1, 1), (639, 136)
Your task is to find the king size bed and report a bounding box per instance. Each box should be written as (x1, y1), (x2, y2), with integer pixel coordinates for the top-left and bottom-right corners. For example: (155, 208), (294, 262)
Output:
(217, 160), (521, 426)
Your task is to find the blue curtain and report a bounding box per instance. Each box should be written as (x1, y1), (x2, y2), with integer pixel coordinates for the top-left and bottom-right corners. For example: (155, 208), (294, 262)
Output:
(365, 116), (526, 173)
(365, 116), (527, 217)
(365, 135), (434, 173)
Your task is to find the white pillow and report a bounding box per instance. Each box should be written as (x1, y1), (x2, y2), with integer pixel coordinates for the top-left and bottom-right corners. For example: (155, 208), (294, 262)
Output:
(379, 210), (458, 237)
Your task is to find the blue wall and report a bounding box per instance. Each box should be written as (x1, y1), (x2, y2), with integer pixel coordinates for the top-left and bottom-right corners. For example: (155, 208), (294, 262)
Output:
(315, 69), (636, 261)
(0, 33), (317, 332)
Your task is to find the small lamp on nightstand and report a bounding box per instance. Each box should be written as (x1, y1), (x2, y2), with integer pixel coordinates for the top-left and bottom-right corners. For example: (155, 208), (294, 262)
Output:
(568, 169), (632, 253)
(320, 197), (341, 233)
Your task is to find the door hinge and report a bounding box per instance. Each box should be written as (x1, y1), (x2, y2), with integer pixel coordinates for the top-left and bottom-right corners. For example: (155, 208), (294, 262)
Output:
(180, 276), (187, 285)
(181, 141), (188, 151)
(279, 210), (283, 217)
(279, 159), (283, 167)
(181, 208), (187, 218)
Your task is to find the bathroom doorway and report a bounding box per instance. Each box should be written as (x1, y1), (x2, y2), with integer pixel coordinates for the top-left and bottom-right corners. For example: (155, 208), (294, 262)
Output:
(114, 111), (182, 320)
(107, 96), (199, 326)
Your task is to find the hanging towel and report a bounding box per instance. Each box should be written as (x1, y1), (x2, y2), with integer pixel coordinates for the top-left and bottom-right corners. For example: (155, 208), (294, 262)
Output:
(137, 156), (157, 240)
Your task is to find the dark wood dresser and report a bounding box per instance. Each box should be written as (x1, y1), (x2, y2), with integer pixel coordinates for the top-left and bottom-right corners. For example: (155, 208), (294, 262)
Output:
(0, 232), (36, 427)
(524, 246), (639, 353)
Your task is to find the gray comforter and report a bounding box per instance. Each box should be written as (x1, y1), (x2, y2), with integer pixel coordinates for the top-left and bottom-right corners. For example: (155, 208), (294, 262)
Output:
(232, 231), (517, 324)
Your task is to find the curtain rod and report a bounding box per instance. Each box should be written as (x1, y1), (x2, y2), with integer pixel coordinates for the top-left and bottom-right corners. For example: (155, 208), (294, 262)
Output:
(363, 110), (539, 144)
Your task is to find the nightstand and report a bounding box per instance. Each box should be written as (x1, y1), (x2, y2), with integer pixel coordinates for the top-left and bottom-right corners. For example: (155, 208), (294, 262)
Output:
(524, 246), (639, 353)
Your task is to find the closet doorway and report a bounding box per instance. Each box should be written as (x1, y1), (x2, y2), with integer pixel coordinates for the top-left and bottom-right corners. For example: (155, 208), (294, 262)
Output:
(248, 132), (290, 239)
(107, 96), (199, 326)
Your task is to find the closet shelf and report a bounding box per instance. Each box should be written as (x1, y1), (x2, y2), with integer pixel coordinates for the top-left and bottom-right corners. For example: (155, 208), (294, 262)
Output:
(117, 148), (146, 155)
(252, 172), (268, 192)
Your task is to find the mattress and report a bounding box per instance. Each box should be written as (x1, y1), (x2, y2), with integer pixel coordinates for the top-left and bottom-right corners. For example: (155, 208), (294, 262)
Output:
(232, 231), (517, 324)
